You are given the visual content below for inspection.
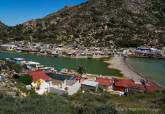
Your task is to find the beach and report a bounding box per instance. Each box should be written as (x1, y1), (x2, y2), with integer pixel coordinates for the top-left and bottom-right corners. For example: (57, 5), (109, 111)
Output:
(106, 56), (143, 81)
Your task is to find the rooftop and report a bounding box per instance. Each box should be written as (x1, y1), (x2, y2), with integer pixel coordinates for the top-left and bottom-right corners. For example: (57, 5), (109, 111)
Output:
(96, 77), (113, 86)
(28, 70), (52, 83)
(82, 80), (98, 87)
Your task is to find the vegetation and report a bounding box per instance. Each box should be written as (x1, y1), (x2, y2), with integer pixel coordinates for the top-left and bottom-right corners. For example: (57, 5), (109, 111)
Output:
(18, 75), (32, 85)
(6, 61), (23, 73)
(0, 0), (165, 47)
(0, 91), (164, 114)
(77, 66), (86, 75)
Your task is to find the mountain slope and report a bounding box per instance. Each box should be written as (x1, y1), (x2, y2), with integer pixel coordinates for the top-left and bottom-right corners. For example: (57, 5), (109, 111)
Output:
(3, 0), (165, 47)
(0, 21), (6, 28)
(0, 21), (9, 43)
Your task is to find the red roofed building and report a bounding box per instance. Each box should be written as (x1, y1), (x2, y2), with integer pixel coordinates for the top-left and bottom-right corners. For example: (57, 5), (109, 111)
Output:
(145, 82), (161, 93)
(135, 82), (161, 93)
(113, 78), (135, 92)
(96, 77), (113, 89)
(28, 70), (52, 83)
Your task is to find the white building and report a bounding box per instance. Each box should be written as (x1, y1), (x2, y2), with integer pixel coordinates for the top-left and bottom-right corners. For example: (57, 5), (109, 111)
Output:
(48, 79), (81, 95)
(0, 44), (17, 51)
(81, 80), (99, 91)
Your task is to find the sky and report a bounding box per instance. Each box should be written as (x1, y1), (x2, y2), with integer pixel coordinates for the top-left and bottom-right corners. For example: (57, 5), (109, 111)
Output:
(0, 0), (86, 26)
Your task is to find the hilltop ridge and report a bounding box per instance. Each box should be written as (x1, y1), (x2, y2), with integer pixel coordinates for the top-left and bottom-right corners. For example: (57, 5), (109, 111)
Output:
(0, 0), (165, 47)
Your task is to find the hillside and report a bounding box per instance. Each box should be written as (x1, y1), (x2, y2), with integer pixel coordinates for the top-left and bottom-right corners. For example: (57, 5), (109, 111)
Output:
(0, 21), (6, 28)
(1, 0), (165, 47)
(0, 21), (9, 43)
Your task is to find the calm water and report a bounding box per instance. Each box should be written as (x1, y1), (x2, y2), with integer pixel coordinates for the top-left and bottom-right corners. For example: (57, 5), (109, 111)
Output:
(126, 58), (165, 88)
(0, 52), (122, 76)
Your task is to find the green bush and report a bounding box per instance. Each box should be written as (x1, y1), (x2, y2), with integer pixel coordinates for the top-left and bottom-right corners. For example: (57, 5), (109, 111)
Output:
(18, 75), (32, 85)
(6, 61), (23, 73)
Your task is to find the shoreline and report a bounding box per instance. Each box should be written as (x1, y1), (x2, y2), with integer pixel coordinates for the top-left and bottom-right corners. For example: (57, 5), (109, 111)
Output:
(0, 50), (109, 59)
(105, 56), (143, 81)
(1, 51), (122, 77)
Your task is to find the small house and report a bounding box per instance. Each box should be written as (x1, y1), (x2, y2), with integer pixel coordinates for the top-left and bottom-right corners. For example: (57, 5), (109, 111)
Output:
(0, 44), (17, 51)
(48, 73), (81, 95)
(25, 61), (43, 70)
(28, 70), (53, 95)
(113, 79), (135, 92)
(28, 70), (52, 83)
(96, 77), (113, 89)
(81, 80), (98, 91)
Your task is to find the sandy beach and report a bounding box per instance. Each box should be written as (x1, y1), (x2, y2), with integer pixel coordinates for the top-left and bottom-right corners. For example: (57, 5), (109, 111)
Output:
(106, 56), (143, 81)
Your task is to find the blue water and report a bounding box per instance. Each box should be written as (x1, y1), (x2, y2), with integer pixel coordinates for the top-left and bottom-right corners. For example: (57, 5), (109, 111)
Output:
(126, 58), (165, 88)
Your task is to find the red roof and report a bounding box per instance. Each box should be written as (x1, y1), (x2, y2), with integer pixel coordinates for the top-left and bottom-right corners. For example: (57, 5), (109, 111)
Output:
(114, 78), (135, 88)
(96, 77), (113, 86)
(144, 82), (161, 93)
(28, 70), (52, 83)
(135, 82), (161, 93)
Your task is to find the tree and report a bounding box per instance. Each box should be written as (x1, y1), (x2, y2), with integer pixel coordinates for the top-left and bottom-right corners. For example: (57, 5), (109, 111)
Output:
(18, 75), (32, 85)
(77, 65), (86, 75)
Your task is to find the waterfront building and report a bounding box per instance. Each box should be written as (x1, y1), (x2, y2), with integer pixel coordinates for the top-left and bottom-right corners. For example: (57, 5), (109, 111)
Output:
(0, 44), (17, 51)
(28, 70), (52, 83)
(81, 80), (98, 91)
(128, 47), (162, 58)
(25, 61), (43, 70)
(96, 77), (113, 89)
(13, 58), (26, 64)
(48, 73), (81, 95)
(113, 78), (135, 92)
(28, 70), (53, 95)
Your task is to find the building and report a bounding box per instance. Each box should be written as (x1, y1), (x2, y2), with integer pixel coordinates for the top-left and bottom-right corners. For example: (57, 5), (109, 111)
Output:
(113, 78), (135, 92)
(13, 58), (26, 64)
(96, 77), (113, 89)
(134, 81), (161, 93)
(28, 70), (52, 83)
(48, 73), (81, 95)
(81, 80), (98, 91)
(113, 78), (161, 94)
(133, 47), (162, 57)
(0, 44), (17, 51)
(25, 61), (43, 70)
(28, 70), (53, 95)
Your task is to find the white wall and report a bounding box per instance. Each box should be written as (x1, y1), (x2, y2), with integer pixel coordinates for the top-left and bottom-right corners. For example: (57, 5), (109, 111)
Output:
(67, 81), (81, 95)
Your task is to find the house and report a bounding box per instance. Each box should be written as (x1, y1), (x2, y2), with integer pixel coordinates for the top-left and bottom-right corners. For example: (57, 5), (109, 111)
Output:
(113, 78), (135, 92)
(25, 61), (43, 70)
(96, 77), (113, 89)
(113, 78), (161, 94)
(134, 81), (161, 93)
(0, 44), (17, 51)
(134, 47), (162, 57)
(13, 58), (26, 64)
(47, 73), (81, 95)
(28, 70), (52, 83)
(28, 70), (53, 95)
(81, 80), (99, 91)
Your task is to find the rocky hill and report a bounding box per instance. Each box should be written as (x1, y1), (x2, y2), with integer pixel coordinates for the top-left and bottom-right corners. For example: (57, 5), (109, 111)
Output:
(0, 21), (9, 43)
(1, 0), (165, 47)
(0, 21), (7, 29)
